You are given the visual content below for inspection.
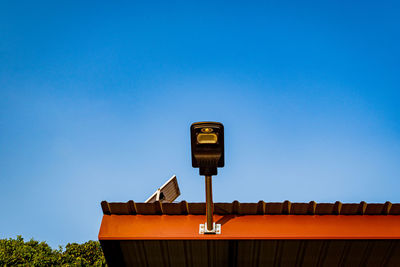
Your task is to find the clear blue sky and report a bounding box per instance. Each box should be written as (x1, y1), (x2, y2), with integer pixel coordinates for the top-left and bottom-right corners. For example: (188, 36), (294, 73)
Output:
(1, 1), (400, 247)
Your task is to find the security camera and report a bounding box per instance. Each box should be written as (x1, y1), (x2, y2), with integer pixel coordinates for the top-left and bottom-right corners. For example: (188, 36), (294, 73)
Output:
(190, 122), (224, 176)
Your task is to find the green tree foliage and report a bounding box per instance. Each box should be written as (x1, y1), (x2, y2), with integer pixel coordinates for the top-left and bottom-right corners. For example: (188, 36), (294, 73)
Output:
(0, 236), (106, 266)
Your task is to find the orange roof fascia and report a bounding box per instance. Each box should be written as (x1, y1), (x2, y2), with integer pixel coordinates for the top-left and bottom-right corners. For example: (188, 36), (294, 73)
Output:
(98, 214), (400, 240)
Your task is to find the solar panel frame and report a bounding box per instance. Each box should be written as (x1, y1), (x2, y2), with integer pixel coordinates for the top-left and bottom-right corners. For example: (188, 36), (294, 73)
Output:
(145, 175), (180, 203)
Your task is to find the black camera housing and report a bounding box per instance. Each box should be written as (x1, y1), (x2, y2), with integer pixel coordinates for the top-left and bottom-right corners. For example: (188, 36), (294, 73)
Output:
(190, 122), (224, 176)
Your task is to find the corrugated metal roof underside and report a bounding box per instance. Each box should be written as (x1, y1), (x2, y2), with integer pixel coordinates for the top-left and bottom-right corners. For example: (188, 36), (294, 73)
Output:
(101, 200), (400, 215)
(100, 240), (400, 267)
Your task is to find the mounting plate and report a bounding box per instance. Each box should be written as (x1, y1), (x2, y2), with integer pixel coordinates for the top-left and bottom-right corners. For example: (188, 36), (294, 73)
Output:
(199, 222), (221, 234)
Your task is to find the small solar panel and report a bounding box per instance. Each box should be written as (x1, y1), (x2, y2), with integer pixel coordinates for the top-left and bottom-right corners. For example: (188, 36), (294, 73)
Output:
(145, 175), (181, 203)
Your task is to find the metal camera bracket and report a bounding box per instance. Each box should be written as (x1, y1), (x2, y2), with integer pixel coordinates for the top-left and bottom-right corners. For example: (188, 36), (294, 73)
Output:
(199, 222), (221, 234)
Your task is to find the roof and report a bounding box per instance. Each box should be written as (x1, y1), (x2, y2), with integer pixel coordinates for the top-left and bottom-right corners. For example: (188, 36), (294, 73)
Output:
(99, 201), (400, 266)
(101, 200), (400, 215)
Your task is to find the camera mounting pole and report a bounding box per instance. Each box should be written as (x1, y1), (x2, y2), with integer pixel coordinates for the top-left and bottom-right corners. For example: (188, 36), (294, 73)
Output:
(204, 175), (218, 232)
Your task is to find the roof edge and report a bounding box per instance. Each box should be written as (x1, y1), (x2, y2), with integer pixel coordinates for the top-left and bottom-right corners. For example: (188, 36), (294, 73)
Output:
(101, 200), (400, 216)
